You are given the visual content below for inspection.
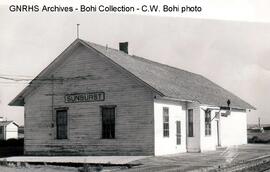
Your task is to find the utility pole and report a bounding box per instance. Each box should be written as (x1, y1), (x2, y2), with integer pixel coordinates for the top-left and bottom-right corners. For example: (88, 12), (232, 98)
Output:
(51, 75), (54, 129)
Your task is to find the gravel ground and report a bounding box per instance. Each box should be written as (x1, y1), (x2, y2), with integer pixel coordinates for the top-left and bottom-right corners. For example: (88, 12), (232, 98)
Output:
(1, 144), (270, 172)
(0, 165), (78, 172)
(0, 164), (126, 172)
(120, 144), (270, 172)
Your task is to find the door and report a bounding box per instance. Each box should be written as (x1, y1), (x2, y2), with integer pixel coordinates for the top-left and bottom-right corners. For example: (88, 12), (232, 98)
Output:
(176, 121), (181, 145)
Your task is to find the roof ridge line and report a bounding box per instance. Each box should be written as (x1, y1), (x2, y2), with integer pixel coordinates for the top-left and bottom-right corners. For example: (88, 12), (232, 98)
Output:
(81, 39), (202, 77)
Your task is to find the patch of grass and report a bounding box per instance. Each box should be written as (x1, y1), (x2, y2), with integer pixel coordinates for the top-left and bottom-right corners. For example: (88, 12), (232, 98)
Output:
(0, 159), (8, 166)
(78, 164), (103, 172)
(0, 138), (24, 147)
(248, 130), (270, 144)
(0, 139), (24, 158)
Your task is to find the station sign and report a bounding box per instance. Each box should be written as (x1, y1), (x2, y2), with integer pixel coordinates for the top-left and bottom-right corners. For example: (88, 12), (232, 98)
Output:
(65, 92), (105, 103)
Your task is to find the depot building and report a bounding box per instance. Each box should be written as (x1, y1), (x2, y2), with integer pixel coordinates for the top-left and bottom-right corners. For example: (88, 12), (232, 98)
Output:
(10, 39), (255, 156)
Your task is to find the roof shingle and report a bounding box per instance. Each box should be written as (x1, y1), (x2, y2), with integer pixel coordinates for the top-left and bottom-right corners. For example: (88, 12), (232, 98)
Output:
(9, 39), (255, 110)
(84, 40), (255, 110)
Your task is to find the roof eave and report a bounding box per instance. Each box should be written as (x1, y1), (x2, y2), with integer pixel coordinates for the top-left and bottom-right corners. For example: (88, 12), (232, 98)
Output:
(8, 87), (27, 106)
(8, 39), (83, 107)
(158, 96), (195, 103)
(11, 121), (20, 127)
(9, 98), (25, 106)
(200, 103), (256, 111)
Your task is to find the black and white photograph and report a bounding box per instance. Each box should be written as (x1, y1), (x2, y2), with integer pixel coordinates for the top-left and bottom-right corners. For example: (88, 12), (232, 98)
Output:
(0, 1), (270, 171)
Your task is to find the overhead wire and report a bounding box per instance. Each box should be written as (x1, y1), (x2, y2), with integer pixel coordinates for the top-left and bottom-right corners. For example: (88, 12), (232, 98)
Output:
(0, 74), (93, 85)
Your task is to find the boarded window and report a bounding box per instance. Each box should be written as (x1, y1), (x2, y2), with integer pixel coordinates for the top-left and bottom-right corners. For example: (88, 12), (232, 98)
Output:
(205, 110), (211, 136)
(56, 110), (68, 139)
(188, 109), (194, 137)
(102, 106), (115, 139)
(163, 107), (169, 137)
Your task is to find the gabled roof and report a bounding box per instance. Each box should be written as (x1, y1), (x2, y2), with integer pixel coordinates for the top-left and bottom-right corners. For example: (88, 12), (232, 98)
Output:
(0, 121), (19, 127)
(9, 39), (255, 110)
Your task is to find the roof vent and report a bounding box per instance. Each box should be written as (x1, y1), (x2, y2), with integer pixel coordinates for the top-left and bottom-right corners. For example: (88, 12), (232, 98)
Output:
(119, 42), (128, 54)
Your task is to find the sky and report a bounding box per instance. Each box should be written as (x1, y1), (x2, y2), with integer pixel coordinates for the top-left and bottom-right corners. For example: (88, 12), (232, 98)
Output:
(0, 1), (270, 125)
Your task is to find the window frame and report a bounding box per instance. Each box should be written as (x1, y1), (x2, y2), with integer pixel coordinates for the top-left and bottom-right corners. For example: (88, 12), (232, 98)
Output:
(56, 108), (68, 140)
(163, 107), (169, 137)
(188, 109), (194, 137)
(0, 126), (3, 135)
(205, 110), (212, 136)
(101, 105), (116, 139)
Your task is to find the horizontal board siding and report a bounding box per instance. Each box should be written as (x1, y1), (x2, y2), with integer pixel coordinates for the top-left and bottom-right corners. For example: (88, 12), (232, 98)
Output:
(24, 45), (154, 155)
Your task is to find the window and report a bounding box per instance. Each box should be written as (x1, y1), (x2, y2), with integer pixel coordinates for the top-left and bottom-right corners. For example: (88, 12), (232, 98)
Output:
(102, 106), (115, 139)
(163, 107), (169, 137)
(176, 121), (181, 145)
(205, 110), (211, 136)
(0, 126), (3, 134)
(56, 109), (68, 139)
(188, 109), (194, 137)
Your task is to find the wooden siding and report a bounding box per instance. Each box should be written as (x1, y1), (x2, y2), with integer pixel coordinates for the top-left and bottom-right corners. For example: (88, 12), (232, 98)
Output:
(186, 102), (201, 152)
(154, 99), (187, 155)
(24, 44), (154, 155)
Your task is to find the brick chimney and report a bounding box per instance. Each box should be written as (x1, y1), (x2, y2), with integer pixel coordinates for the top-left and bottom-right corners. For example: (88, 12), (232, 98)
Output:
(119, 42), (128, 54)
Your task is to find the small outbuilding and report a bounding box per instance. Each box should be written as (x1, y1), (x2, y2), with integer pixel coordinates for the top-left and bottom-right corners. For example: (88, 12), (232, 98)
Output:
(9, 39), (255, 156)
(0, 118), (19, 140)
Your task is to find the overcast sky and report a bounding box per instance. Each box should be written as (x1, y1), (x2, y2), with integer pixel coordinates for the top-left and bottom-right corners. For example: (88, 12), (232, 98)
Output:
(0, 2), (270, 125)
